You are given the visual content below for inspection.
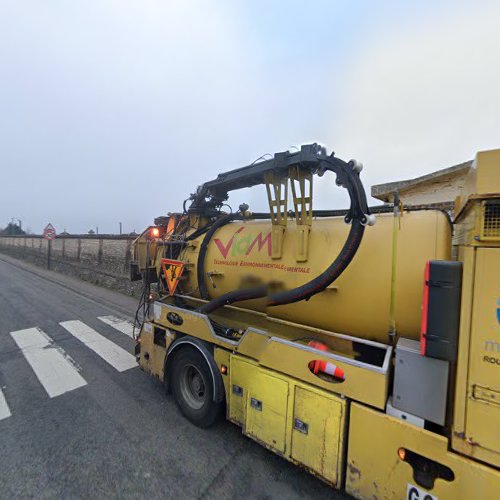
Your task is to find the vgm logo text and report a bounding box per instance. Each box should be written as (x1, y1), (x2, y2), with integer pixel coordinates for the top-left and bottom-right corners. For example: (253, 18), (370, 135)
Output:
(214, 227), (271, 258)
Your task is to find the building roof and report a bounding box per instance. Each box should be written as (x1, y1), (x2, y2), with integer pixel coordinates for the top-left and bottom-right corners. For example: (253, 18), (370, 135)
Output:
(371, 161), (472, 202)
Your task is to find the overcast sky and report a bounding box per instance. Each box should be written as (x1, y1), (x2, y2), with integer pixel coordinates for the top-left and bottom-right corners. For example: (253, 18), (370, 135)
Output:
(1, 0), (499, 234)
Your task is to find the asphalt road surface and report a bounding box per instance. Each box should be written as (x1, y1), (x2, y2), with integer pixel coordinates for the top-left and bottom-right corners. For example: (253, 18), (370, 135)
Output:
(0, 255), (347, 499)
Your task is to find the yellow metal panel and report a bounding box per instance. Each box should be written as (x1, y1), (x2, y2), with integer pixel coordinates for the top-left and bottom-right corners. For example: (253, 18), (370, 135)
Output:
(464, 247), (500, 464)
(227, 353), (348, 485)
(138, 323), (170, 380)
(153, 303), (220, 346)
(476, 150), (500, 196)
(229, 356), (257, 426)
(453, 246), (475, 434)
(235, 328), (270, 359)
(256, 338), (389, 409)
(291, 386), (345, 485)
(151, 344), (166, 379)
(246, 370), (289, 453)
(138, 326), (154, 374)
(347, 403), (500, 500)
(214, 347), (231, 411)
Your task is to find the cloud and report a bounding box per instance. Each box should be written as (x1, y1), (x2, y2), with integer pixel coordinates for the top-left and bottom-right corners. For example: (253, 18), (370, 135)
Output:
(0, 0), (347, 231)
(1, 1), (498, 231)
(0, 1), (267, 232)
(327, 1), (500, 203)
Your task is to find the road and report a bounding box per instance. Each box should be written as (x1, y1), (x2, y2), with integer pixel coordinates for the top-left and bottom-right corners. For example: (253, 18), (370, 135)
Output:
(0, 255), (346, 499)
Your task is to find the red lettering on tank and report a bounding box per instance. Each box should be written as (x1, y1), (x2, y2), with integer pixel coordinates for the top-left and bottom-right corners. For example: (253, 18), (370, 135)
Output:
(214, 227), (245, 259)
(246, 232), (271, 256)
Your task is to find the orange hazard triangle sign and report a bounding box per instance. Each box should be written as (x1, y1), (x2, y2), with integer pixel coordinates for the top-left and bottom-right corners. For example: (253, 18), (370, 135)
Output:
(161, 259), (185, 296)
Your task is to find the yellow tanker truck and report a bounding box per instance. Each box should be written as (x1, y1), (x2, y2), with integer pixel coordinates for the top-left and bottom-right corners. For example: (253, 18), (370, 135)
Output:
(130, 144), (500, 499)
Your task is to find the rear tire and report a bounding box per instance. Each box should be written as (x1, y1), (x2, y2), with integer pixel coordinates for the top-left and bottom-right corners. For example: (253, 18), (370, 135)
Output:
(171, 347), (224, 428)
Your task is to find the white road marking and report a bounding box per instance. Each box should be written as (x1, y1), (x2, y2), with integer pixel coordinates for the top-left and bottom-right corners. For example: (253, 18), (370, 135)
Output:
(60, 320), (136, 372)
(97, 315), (134, 338)
(0, 388), (11, 420)
(10, 327), (87, 398)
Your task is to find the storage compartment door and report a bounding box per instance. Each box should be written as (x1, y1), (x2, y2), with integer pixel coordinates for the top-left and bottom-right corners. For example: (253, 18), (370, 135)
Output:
(246, 370), (289, 453)
(291, 386), (346, 486)
(465, 247), (500, 463)
(229, 356), (257, 426)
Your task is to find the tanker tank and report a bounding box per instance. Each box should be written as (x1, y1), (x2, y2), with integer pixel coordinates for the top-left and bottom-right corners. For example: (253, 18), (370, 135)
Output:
(182, 210), (451, 344)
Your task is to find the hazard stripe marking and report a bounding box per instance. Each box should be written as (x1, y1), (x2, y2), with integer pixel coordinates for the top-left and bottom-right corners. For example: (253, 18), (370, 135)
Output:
(60, 320), (136, 372)
(0, 388), (11, 420)
(10, 327), (87, 398)
(97, 316), (134, 338)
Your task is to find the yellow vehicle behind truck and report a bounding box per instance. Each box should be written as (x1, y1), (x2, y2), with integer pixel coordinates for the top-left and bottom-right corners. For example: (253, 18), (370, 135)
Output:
(130, 144), (500, 499)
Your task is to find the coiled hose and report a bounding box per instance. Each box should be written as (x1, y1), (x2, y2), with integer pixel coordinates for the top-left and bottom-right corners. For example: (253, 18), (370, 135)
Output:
(197, 155), (370, 314)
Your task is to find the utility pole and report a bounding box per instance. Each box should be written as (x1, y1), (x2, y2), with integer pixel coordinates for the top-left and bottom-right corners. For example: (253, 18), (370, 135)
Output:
(119, 222), (122, 235)
(47, 239), (51, 270)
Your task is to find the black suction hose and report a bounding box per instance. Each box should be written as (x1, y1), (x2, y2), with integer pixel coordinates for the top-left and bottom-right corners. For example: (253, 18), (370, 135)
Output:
(196, 153), (371, 314)
(198, 221), (364, 314)
(198, 284), (268, 314)
(268, 220), (364, 306)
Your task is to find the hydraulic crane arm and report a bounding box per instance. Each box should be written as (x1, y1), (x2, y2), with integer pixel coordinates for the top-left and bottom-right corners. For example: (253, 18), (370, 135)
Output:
(188, 143), (371, 226)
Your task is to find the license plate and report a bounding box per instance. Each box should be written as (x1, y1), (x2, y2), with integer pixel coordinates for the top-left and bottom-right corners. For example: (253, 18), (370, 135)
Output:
(407, 483), (437, 500)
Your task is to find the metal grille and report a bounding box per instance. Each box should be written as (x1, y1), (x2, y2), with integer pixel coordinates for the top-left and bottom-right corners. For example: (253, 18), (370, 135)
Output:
(482, 200), (500, 239)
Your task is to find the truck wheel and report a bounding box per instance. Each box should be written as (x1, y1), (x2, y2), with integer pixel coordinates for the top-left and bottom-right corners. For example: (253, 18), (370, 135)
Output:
(171, 347), (224, 428)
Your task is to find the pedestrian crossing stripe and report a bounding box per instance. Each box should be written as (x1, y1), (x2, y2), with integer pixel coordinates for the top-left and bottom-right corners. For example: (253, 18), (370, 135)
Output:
(0, 316), (137, 422)
(0, 388), (11, 421)
(10, 327), (87, 398)
(98, 315), (134, 338)
(60, 320), (136, 372)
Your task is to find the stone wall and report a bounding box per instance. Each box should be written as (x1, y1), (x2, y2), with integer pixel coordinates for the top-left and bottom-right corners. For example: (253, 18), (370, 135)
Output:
(371, 161), (472, 209)
(386, 170), (469, 207)
(0, 235), (142, 296)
